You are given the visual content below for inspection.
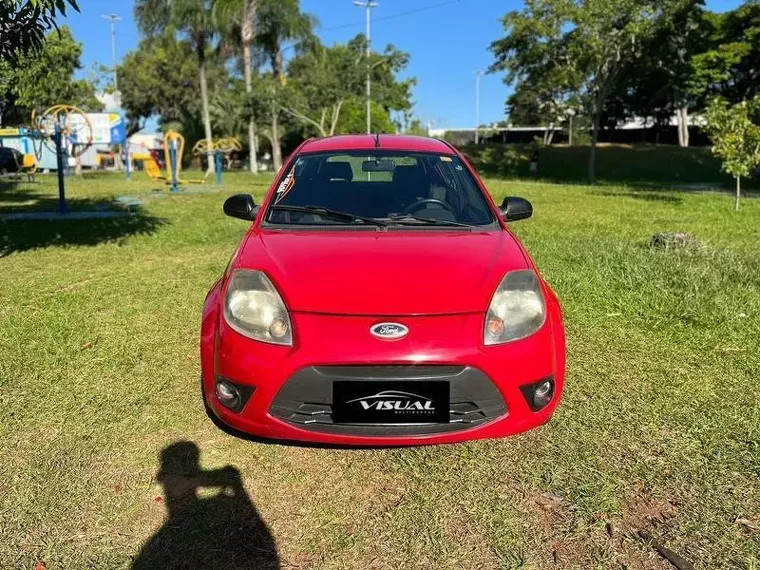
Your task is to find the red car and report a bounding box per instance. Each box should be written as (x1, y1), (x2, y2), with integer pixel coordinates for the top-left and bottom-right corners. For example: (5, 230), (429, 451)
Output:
(201, 135), (565, 446)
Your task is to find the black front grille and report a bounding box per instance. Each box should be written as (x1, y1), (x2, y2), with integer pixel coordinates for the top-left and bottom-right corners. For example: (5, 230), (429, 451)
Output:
(269, 365), (507, 436)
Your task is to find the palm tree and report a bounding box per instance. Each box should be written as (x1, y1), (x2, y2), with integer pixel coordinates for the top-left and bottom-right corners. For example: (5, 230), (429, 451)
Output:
(135, 0), (217, 175)
(255, 0), (316, 171)
(214, 0), (260, 174)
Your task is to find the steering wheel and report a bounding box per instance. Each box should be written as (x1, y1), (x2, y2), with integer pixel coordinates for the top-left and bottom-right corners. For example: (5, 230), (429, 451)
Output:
(403, 198), (455, 215)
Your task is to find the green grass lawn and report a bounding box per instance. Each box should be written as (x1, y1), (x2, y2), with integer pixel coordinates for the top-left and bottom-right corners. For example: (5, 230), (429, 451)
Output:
(1, 170), (758, 569)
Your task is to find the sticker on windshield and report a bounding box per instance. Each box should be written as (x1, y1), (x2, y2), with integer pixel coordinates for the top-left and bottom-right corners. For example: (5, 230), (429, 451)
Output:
(440, 156), (453, 162)
(275, 167), (295, 203)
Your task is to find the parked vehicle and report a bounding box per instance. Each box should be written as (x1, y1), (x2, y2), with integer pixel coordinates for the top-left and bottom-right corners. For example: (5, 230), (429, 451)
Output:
(0, 147), (23, 174)
(201, 135), (566, 446)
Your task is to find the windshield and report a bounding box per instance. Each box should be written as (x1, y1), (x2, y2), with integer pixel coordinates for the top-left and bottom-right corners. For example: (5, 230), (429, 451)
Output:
(264, 151), (496, 227)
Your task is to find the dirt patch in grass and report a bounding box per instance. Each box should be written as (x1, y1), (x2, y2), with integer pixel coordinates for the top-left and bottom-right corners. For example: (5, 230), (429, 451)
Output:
(621, 486), (679, 532)
(520, 489), (684, 570)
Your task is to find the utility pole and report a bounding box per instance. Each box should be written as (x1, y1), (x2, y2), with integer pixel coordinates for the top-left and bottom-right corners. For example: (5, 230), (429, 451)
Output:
(474, 70), (484, 144)
(100, 14), (121, 90)
(354, 1), (378, 134)
(100, 14), (121, 91)
(101, 13), (124, 175)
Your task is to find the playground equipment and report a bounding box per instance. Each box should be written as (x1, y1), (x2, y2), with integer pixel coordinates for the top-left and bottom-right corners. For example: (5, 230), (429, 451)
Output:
(2, 110), (124, 176)
(192, 137), (241, 184)
(163, 130), (184, 192)
(29, 104), (94, 212)
(143, 130), (206, 191)
(0, 107), (133, 219)
(142, 133), (240, 188)
(32, 104), (93, 162)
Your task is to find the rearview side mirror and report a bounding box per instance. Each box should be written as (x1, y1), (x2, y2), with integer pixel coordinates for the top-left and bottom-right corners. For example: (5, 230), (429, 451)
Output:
(362, 159), (395, 172)
(500, 197), (533, 222)
(223, 194), (258, 221)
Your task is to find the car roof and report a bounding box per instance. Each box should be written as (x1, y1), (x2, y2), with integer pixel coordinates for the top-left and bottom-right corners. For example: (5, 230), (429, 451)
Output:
(299, 134), (456, 155)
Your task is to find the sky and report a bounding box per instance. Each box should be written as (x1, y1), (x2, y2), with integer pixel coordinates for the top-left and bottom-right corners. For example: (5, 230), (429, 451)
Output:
(62, 0), (745, 130)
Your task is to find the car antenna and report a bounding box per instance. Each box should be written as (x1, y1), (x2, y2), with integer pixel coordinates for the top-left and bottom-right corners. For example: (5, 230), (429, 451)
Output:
(374, 132), (381, 148)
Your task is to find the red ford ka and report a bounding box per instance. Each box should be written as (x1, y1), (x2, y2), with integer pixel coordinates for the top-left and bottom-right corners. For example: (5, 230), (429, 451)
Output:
(201, 135), (565, 446)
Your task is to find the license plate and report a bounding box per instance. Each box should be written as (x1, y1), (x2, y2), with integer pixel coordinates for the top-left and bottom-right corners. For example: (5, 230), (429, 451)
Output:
(332, 381), (450, 424)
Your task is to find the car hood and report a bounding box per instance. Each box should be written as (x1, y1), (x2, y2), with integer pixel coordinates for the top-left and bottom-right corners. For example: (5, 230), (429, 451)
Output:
(237, 229), (529, 315)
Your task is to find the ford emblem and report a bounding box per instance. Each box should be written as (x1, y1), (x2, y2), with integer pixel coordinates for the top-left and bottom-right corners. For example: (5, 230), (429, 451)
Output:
(370, 322), (409, 340)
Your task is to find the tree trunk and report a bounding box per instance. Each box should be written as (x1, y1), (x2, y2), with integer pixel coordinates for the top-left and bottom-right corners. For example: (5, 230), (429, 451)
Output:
(546, 122), (555, 145)
(114, 146), (124, 171)
(328, 100), (344, 136)
(676, 107), (683, 147)
(736, 176), (741, 212)
(271, 104), (282, 172)
(74, 153), (82, 176)
(248, 116), (258, 173)
(273, 48), (283, 84)
(676, 106), (689, 148)
(588, 112), (600, 184)
(243, 47), (259, 174)
(242, 0), (258, 174)
(270, 46), (284, 172)
(198, 41), (215, 175)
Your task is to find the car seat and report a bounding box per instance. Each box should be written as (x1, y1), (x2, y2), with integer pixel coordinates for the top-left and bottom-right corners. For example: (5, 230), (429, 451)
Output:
(392, 165), (426, 211)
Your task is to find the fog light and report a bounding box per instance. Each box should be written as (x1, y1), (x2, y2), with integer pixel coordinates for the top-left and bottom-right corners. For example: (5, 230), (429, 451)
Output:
(519, 377), (555, 412)
(269, 317), (289, 340)
(216, 379), (240, 405)
(214, 377), (255, 413)
(533, 380), (552, 408)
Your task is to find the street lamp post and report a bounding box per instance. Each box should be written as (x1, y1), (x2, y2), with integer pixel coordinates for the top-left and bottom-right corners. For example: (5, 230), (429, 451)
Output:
(474, 71), (484, 144)
(100, 14), (121, 90)
(353, 1), (378, 134)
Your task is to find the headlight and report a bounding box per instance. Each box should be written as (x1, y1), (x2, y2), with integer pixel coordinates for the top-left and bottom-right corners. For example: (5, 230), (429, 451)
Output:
(224, 269), (293, 346)
(484, 269), (546, 345)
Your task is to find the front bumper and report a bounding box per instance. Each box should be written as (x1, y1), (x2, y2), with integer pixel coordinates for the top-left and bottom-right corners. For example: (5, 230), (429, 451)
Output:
(201, 290), (565, 446)
(269, 365), (509, 436)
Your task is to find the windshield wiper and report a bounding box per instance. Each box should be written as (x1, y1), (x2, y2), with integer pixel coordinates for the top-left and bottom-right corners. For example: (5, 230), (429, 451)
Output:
(270, 204), (386, 226)
(386, 214), (474, 228)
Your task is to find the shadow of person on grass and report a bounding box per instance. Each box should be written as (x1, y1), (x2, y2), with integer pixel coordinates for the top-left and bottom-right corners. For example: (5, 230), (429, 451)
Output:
(131, 441), (279, 570)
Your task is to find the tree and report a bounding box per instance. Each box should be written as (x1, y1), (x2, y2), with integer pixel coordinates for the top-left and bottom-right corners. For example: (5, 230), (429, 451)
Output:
(505, 81), (579, 144)
(255, 0), (317, 171)
(621, 2), (712, 147)
(491, 0), (686, 182)
(214, 0), (260, 173)
(0, 26), (101, 126)
(282, 42), (362, 137)
(244, 72), (286, 162)
(707, 2), (760, 103)
(398, 114), (428, 136)
(584, 2), (759, 148)
(134, 0), (219, 174)
(282, 34), (412, 137)
(336, 99), (395, 134)
(119, 34), (227, 139)
(0, 0), (79, 63)
(704, 96), (760, 212)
